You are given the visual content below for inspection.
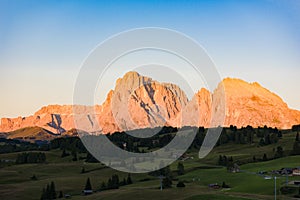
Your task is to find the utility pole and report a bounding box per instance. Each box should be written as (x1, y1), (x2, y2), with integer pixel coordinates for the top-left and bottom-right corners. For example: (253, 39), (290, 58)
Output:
(158, 175), (165, 191)
(274, 176), (277, 200)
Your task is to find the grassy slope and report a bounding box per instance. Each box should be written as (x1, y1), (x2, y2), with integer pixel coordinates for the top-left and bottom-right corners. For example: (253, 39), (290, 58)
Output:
(0, 131), (299, 200)
(6, 126), (54, 139)
(200, 131), (297, 165)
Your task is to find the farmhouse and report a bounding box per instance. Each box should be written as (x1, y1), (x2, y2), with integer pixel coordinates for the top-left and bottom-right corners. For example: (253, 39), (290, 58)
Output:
(293, 168), (300, 176)
(82, 189), (93, 195)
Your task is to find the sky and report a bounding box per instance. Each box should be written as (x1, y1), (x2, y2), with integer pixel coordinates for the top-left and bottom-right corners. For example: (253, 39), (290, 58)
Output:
(0, 0), (299, 118)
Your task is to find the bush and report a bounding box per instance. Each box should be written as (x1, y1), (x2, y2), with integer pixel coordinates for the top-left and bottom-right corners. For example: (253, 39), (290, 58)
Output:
(222, 181), (230, 188)
(280, 186), (297, 195)
(176, 181), (185, 188)
(30, 174), (37, 181)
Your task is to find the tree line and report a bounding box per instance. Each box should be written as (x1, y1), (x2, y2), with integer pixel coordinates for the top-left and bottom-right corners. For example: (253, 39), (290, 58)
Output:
(16, 152), (46, 164)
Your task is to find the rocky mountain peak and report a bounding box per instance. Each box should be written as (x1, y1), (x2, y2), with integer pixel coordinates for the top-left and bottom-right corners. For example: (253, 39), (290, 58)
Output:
(0, 72), (300, 137)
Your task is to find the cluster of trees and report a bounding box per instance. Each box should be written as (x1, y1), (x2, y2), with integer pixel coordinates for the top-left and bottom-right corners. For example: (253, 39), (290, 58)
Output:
(149, 165), (173, 189)
(254, 151), (282, 163)
(40, 181), (63, 200)
(16, 152), (46, 164)
(0, 138), (41, 154)
(100, 174), (132, 191)
(218, 155), (234, 167)
(51, 137), (100, 163)
(50, 137), (86, 152)
(215, 125), (281, 146)
(51, 137), (86, 161)
(217, 149), (286, 167)
(106, 126), (178, 152)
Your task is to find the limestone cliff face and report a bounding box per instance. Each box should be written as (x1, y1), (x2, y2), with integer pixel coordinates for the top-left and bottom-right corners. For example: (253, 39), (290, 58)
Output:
(0, 105), (96, 134)
(182, 88), (212, 127)
(1, 72), (300, 138)
(98, 71), (188, 133)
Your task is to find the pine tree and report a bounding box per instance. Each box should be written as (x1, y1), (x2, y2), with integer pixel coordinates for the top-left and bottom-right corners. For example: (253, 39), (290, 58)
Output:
(46, 183), (50, 199)
(107, 178), (113, 189)
(177, 162), (185, 175)
(274, 146), (284, 158)
(176, 181), (185, 187)
(40, 153), (46, 163)
(100, 181), (106, 190)
(263, 153), (268, 161)
(223, 155), (228, 166)
(222, 181), (230, 188)
(31, 174), (37, 181)
(259, 138), (265, 146)
(40, 188), (46, 200)
(265, 134), (271, 145)
(72, 150), (78, 161)
(127, 173), (132, 184)
(84, 177), (92, 191)
(292, 141), (300, 155)
(277, 131), (282, 138)
(58, 191), (63, 198)
(162, 166), (172, 188)
(162, 175), (172, 188)
(218, 155), (223, 165)
(120, 178), (126, 186)
(40, 182), (57, 200)
(111, 174), (119, 189)
(61, 149), (69, 158)
(222, 181), (226, 188)
(50, 181), (57, 199)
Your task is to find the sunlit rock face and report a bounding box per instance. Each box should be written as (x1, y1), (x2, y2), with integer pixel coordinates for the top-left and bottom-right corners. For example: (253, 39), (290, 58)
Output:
(219, 78), (300, 129)
(99, 71), (189, 133)
(1, 72), (300, 138)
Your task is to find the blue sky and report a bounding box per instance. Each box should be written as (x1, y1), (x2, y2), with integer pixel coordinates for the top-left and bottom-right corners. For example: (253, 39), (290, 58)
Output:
(0, 0), (299, 117)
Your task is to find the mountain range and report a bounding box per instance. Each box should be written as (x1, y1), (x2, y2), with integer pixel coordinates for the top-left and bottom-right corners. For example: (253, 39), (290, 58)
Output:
(1, 71), (300, 139)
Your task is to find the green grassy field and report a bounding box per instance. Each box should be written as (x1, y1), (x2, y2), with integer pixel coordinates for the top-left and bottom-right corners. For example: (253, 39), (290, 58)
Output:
(0, 131), (299, 200)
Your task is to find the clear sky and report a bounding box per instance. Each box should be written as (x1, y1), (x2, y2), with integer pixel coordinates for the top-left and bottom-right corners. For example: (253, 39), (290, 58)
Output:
(0, 0), (299, 118)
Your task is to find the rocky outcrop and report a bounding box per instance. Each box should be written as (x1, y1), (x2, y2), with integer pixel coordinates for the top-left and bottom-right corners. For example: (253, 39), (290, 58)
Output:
(219, 78), (300, 129)
(1, 72), (300, 138)
(97, 71), (188, 133)
(0, 105), (103, 134)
